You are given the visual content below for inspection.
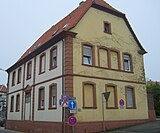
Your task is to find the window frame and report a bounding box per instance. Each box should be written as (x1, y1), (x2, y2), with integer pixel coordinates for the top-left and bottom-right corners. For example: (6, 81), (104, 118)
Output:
(50, 46), (57, 70)
(110, 49), (121, 70)
(125, 86), (136, 109)
(12, 71), (16, 86)
(38, 87), (45, 110)
(26, 61), (32, 80)
(82, 81), (97, 109)
(10, 95), (14, 112)
(39, 53), (46, 74)
(105, 84), (118, 109)
(16, 94), (20, 112)
(98, 47), (110, 68)
(82, 43), (95, 66)
(49, 83), (57, 109)
(17, 67), (22, 84)
(104, 21), (112, 34)
(123, 53), (133, 72)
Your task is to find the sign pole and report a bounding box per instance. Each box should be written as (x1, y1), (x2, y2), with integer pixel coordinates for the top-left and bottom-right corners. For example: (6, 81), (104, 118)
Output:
(102, 92), (110, 132)
(63, 107), (66, 133)
(102, 93), (105, 132)
(72, 125), (74, 133)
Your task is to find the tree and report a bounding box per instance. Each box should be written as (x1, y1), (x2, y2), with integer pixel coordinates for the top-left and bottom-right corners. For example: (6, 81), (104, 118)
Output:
(147, 82), (160, 116)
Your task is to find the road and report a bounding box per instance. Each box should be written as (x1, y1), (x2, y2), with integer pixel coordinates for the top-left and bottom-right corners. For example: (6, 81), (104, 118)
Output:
(107, 119), (160, 133)
(0, 127), (22, 133)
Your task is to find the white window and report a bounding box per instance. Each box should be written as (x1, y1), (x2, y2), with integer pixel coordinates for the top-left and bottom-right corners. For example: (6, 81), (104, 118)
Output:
(83, 45), (92, 65)
(39, 53), (46, 73)
(27, 61), (32, 79)
(124, 54), (131, 71)
(38, 88), (45, 109)
(50, 47), (57, 69)
(125, 87), (135, 108)
(49, 84), (57, 109)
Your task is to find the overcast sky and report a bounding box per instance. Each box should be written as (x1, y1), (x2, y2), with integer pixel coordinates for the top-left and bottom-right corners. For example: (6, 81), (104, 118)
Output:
(0, 0), (160, 86)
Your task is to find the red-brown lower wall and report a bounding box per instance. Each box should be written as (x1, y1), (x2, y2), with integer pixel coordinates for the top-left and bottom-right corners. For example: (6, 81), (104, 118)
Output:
(6, 120), (62, 133)
(148, 110), (156, 121)
(6, 119), (149, 133)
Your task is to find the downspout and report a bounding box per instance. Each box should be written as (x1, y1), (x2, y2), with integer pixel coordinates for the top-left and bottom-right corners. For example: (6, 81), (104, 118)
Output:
(62, 39), (65, 96)
(62, 39), (66, 133)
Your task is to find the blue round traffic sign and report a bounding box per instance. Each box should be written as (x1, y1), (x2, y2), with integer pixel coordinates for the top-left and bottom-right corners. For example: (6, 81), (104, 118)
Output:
(68, 116), (77, 126)
(68, 100), (76, 109)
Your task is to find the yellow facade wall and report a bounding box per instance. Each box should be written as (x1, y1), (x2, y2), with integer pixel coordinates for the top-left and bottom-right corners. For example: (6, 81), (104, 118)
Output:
(70, 7), (148, 122)
(73, 77), (148, 122)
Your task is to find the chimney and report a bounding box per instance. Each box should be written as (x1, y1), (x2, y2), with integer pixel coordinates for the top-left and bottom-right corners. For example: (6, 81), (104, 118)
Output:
(79, 1), (85, 6)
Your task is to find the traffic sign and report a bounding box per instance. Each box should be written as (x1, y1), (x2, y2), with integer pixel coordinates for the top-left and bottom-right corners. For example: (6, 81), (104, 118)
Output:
(62, 95), (68, 99)
(62, 98), (69, 107)
(68, 100), (76, 109)
(70, 109), (76, 114)
(68, 116), (77, 126)
(119, 99), (124, 106)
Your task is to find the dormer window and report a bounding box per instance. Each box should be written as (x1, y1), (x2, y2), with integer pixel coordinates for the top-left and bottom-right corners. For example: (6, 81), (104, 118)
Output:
(104, 21), (111, 34)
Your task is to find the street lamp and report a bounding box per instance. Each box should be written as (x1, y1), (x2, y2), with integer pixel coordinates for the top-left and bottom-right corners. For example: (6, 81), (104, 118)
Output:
(102, 92), (110, 132)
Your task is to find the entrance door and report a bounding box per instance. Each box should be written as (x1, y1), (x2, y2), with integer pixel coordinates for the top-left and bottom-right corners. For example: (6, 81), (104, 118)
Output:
(25, 92), (31, 120)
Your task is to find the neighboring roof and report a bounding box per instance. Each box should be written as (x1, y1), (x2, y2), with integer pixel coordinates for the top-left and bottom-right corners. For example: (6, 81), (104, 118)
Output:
(0, 85), (7, 93)
(147, 81), (160, 86)
(7, 0), (147, 72)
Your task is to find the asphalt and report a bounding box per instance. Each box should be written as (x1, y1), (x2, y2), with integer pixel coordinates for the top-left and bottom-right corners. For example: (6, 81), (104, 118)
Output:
(0, 127), (22, 133)
(106, 119), (160, 133)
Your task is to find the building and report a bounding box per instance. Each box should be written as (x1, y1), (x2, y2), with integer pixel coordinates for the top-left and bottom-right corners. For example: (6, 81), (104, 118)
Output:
(0, 85), (7, 118)
(6, 0), (149, 133)
(147, 81), (160, 86)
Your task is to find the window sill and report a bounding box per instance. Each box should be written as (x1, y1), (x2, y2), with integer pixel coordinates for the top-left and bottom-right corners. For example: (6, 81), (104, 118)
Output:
(48, 107), (57, 110)
(126, 107), (136, 109)
(49, 66), (57, 71)
(124, 70), (133, 73)
(82, 107), (97, 109)
(106, 107), (118, 109)
(39, 71), (45, 75)
(17, 82), (21, 84)
(82, 64), (134, 74)
(26, 76), (31, 80)
(104, 31), (112, 35)
(38, 108), (45, 111)
(15, 110), (20, 112)
(11, 84), (15, 87)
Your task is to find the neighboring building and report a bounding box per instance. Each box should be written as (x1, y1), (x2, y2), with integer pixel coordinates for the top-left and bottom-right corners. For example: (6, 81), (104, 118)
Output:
(147, 81), (160, 86)
(0, 85), (7, 118)
(6, 0), (149, 133)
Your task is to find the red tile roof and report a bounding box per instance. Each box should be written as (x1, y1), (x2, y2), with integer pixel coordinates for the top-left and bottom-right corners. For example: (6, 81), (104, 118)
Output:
(0, 85), (7, 93)
(18, 0), (124, 61)
(147, 81), (160, 85)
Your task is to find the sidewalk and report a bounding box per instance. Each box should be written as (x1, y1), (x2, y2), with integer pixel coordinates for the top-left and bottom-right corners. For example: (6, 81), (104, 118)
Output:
(106, 119), (160, 133)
